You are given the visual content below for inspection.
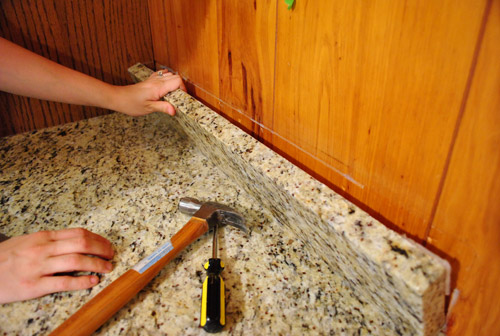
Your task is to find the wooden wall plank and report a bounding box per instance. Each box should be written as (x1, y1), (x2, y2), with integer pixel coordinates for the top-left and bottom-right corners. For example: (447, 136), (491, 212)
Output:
(0, 0), (154, 137)
(273, 0), (486, 238)
(427, 1), (500, 333)
(216, 0), (276, 139)
(148, 0), (170, 69)
(163, 0), (219, 94)
(159, 1), (239, 132)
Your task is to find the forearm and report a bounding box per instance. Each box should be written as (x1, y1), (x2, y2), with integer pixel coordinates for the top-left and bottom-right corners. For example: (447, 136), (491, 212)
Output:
(0, 37), (116, 110)
(0, 37), (185, 117)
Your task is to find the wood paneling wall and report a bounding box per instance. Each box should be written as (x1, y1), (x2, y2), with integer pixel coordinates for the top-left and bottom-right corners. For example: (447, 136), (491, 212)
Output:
(273, 0), (485, 238)
(148, 0), (499, 334)
(427, 0), (500, 334)
(0, 0), (154, 137)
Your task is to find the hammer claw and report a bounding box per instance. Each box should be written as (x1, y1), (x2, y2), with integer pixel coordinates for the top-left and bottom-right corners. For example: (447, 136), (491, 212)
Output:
(179, 197), (247, 233)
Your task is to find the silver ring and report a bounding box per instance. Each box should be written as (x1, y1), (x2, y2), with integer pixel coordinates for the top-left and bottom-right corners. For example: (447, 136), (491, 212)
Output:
(157, 71), (163, 77)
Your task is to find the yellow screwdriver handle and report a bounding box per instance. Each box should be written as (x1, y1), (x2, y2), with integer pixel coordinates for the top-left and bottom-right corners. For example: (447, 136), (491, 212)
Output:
(200, 258), (225, 333)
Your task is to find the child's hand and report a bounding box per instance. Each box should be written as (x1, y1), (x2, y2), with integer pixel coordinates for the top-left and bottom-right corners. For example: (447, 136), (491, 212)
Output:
(0, 228), (114, 304)
(111, 70), (186, 117)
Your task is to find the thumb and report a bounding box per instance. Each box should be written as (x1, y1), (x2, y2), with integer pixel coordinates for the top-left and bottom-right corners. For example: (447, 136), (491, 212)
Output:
(147, 101), (176, 116)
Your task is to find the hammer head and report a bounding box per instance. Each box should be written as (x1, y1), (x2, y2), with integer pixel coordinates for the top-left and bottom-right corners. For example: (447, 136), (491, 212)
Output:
(179, 197), (247, 233)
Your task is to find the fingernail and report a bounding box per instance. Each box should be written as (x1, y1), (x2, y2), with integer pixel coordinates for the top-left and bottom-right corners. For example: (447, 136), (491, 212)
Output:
(106, 262), (113, 271)
(91, 276), (99, 284)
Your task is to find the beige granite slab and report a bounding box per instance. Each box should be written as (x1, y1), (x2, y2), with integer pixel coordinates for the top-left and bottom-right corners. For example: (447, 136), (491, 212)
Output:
(0, 112), (396, 335)
(129, 64), (450, 336)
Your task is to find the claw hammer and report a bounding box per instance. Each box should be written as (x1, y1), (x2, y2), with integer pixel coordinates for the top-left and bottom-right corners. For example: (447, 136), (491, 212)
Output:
(50, 197), (246, 336)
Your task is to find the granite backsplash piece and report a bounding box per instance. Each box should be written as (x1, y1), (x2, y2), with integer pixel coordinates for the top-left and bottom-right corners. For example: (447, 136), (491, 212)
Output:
(129, 64), (450, 336)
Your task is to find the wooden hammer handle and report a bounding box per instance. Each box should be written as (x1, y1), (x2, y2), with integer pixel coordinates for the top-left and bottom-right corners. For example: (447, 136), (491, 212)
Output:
(50, 217), (209, 336)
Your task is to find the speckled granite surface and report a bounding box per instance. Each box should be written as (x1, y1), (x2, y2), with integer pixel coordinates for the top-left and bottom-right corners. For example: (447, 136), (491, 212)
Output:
(129, 64), (449, 336)
(0, 113), (396, 335)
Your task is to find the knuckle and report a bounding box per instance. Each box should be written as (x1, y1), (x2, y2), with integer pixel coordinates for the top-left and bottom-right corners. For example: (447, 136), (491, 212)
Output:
(19, 278), (35, 290)
(78, 276), (94, 289)
(95, 259), (108, 272)
(73, 228), (89, 237)
(52, 275), (94, 292)
(76, 237), (91, 250)
(55, 277), (71, 291)
(25, 244), (45, 258)
(25, 257), (40, 271)
(66, 255), (83, 269)
(105, 245), (114, 258)
(33, 230), (50, 240)
(145, 103), (156, 113)
(19, 279), (43, 298)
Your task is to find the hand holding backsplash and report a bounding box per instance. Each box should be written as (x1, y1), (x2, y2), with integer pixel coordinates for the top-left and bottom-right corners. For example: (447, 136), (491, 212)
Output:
(110, 69), (186, 116)
(0, 37), (185, 117)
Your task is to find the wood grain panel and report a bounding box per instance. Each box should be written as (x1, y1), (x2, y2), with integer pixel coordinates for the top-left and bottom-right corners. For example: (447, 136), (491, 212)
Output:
(148, 0), (223, 129)
(216, 0), (276, 138)
(272, 0), (486, 238)
(148, 0), (170, 70)
(0, 0), (154, 137)
(158, 0), (245, 133)
(155, 0), (276, 139)
(427, 1), (500, 333)
(163, 0), (219, 94)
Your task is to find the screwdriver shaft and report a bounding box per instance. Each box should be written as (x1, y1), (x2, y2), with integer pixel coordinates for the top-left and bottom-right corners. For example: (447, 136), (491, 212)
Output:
(212, 224), (218, 259)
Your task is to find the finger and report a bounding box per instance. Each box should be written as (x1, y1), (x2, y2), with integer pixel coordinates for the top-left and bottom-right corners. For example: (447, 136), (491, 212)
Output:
(169, 75), (186, 92)
(147, 101), (176, 116)
(49, 235), (114, 259)
(149, 70), (163, 78)
(161, 71), (174, 77)
(150, 70), (173, 79)
(38, 274), (100, 295)
(178, 79), (186, 92)
(157, 75), (185, 94)
(47, 228), (112, 246)
(45, 254), (113, 275)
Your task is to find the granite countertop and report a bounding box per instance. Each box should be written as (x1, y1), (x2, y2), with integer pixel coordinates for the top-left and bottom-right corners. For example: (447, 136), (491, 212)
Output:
(0, 113), (395, 335)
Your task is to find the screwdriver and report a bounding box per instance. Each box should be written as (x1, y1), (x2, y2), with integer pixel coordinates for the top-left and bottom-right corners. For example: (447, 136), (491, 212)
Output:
(200, 223), (225, 333)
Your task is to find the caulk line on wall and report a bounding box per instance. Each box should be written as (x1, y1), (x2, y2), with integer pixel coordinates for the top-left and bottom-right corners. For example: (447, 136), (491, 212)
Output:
(159, 65), (364, 189)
